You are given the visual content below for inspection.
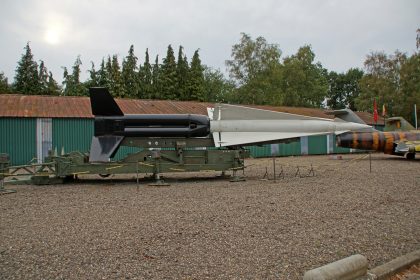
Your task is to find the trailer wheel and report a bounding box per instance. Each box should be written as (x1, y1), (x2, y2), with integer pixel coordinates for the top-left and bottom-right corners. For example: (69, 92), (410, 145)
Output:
(405, 153), (415, 160)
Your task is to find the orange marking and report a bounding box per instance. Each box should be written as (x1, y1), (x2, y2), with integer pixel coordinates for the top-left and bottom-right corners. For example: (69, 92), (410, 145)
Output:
(372, 132), (379, 150)
(352, 132), (359, 149)
(383, 132), (394, 154)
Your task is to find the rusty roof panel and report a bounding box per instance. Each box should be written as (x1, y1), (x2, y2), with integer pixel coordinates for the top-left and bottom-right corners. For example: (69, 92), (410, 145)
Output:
(0, 94), (379, 125)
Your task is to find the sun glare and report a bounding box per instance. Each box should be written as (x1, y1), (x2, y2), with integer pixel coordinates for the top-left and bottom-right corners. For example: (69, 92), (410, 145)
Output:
(44, 28), (61, 45)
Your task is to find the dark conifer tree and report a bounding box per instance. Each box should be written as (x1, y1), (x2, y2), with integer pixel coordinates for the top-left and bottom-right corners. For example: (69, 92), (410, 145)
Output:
(161, 45), (178, 100)
(122, 45), (139, 98)
(38, 60), (49, 94)
(0, 72), (11, 93)
(110, 55), (125, 97)
(85, 62), (99, 88)
(138, 48), (153, 99)
(62, 56), (86, 96)
(97, 58), (108, 87)
(14, 42), (40, 94)
(62, 67), (70, 95)
(188, 50), (205, 101)
(176, 46), (189, 100)
(46, 71), (61, 95)
(152, 55), (161, 99)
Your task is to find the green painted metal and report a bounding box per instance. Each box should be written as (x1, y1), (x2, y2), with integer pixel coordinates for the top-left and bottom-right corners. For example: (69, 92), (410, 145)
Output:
(0, 118), (37, 165)
(248, 144), (271, 158)
(52, 118), (94, 154)
(276, 141), (301, 156)
(308, 135), (328, 155)
(114, 146), (143, 160)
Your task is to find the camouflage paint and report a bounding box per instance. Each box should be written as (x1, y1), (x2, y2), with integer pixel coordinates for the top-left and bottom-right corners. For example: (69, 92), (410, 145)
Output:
(336, 131), (420, 155)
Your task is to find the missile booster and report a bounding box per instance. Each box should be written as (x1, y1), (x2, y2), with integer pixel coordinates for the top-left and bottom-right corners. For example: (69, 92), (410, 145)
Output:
(94, 114), (210, 138)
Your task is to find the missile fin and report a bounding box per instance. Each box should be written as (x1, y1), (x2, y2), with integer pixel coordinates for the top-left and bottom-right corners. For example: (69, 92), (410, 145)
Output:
(89, 87), (124, 116)
(326, 109), (366, 124)
(214, 131), (328, 147)
(89, 135), (124, 162)
(213, 104), (329, 121)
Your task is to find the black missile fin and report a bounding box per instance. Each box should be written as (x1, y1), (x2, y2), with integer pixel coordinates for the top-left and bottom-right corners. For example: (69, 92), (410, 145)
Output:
(89, 87), (124, 116)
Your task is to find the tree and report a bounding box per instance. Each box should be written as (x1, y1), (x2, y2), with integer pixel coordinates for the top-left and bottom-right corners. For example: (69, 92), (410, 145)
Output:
(151, 55), (161, 99)
(85, 62), (99, 88)
(62, 56), (86, 96)
(203, 66), (235, 103)
(399, 52), (420, 123)
(281, 45), (328, 107)
(176, 46), (189, 100)
(160, 45), (178, 100)
(187, 50), (205, 101)
(104, 55), (125, 97)
(62, 67), (70, 95)
(327, 68), (363, 110)
(121, 45), (139, 98)
(14, 42), (40, 94)
(356, 51), (408, 117)
(226, 33), (282, 86)
(226, 33), (283, 105)
(97, 58), (108, 87)
(47, 72), (61, 95)
(38, 60), (49, 94)
(138, 48), (153, 99)
(0, 72), (11, 93)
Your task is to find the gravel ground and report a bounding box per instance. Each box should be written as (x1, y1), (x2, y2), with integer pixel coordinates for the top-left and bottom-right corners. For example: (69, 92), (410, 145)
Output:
(1, 153), (419, 279)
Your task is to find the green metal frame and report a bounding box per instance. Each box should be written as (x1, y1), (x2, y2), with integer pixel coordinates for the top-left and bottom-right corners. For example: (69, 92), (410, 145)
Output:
(2, 137), (249, 185)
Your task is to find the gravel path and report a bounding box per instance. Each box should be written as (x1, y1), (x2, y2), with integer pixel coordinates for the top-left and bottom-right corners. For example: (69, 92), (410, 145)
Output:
(1, 154), (419, 279)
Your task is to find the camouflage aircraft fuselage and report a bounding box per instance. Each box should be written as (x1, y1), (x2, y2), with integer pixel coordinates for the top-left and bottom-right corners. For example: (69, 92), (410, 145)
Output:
(337, 131), (420, 156)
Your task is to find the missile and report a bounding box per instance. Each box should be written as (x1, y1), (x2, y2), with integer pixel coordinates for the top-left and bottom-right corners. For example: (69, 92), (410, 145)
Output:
(88, 88), (372, 162)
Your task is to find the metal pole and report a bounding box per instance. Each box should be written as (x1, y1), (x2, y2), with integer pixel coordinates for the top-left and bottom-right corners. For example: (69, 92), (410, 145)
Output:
(415, 104), (418, 129)
(369, 152), (372, 173)
(136, 161), (139, 190)
(273, 157), (276, 182)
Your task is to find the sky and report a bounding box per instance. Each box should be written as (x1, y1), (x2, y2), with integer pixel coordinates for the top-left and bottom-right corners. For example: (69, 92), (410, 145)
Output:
(1, 0), (419, 83)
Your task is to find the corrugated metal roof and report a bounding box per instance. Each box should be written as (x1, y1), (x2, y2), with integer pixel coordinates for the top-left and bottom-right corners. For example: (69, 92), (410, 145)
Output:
(0, 93), (379, 124)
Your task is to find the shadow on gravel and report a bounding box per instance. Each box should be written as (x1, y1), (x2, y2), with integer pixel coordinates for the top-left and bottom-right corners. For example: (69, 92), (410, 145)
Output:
(70, 174), (232, 186)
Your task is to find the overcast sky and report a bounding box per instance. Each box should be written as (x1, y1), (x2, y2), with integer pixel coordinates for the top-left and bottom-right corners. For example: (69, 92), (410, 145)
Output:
(1, 0), (419, 83)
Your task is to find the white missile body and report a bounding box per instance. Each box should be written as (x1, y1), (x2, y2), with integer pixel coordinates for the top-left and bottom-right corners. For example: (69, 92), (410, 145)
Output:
(209, 104), (371, 147)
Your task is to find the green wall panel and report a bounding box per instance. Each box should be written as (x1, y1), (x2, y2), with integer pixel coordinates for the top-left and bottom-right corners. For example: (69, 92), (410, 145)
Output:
(52, 118), (94, 154)
(248, 145), (271, 158)
(0, 118), (37, 165)
(308, 135), (328, 155)
(277, 141), (301, 156)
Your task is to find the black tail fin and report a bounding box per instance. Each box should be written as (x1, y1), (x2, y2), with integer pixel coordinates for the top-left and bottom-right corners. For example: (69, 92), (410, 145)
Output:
(89, 87), (124, 116)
